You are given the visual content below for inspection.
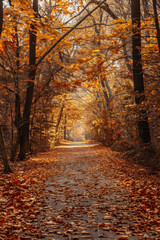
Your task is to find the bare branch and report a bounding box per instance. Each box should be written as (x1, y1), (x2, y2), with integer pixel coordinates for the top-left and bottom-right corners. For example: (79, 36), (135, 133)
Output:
(91, 0), (118, 19)
(36, 0), (106, 67)
(64, 1), (93, 25)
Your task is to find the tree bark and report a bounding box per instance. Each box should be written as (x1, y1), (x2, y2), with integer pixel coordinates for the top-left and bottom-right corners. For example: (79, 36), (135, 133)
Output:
(18, 0), (38, 160)
(10, 23), (21, 162)
(0, 0), (12, 172)
(131, 0), (151, 144)
(0, 126), (12, 173)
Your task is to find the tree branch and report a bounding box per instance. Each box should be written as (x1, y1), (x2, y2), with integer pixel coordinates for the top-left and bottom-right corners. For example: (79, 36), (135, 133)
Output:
(36, 0), (106, 67)
(64, 1), (93, 25)
(91, 0), (118, 19)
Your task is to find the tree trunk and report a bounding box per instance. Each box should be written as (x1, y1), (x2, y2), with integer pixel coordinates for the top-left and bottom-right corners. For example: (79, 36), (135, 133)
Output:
(0, 126), (12, 173)
(0, 0), (12, 172)
(64, 114), (67, 140)
(56, 105), (64, 134)
(18, 0), (38, 160)
(10, 23), (22, 162)
(0, 0), (3, 35)
(131, 0), (151, 144)
(152, 0), (160, 53)
(55, 105), (64, 144)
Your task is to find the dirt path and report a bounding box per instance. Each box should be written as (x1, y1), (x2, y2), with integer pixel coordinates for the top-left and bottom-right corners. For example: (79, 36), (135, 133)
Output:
(36, 143), (159, 240)
(40, 143), (130, 240)
(0, 142), (159, 239)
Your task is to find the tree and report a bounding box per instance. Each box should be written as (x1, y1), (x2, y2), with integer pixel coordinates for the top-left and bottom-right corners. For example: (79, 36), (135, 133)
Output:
(0, 0), (12, 173)
(18, 0), (38, 160)
(131, 0), (151, 144)
(0, 125), (13, 173)
(0, 0), (3, 35)
(152, 0), (160, 53)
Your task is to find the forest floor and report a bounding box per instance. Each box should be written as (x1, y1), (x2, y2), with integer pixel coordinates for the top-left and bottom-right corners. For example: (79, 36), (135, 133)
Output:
(0, 141), (160, 240)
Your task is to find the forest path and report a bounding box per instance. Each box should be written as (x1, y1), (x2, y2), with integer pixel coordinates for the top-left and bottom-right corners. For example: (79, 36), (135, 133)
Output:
(0, 142), (159, 239)
(36, 142), (159, 240)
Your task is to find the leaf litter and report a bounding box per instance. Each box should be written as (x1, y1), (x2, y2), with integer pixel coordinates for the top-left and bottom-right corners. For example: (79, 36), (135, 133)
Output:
(0, 142), (159, 239)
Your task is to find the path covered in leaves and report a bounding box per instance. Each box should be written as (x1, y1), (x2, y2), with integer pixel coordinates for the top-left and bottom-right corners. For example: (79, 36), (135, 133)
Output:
(0, 142), (159, 239)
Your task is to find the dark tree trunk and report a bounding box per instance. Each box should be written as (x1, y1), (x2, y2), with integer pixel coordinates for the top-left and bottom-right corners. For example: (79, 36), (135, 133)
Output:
(56, 105), (64, 134)
(131, 0), (151, 144)
(0, 126), (12, 173)
(152, 0), (160, 53)
(0, 0), (3, 35)
(55, 105), (64, 144)
(10, 24), (21, 162)
(18, 0), (38, 160)
(64, 114), (67, 140)
(0, 0), (12, 173)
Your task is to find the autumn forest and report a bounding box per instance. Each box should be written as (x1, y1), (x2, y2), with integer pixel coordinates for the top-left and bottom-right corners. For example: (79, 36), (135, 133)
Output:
(0, 0), (160, 239)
